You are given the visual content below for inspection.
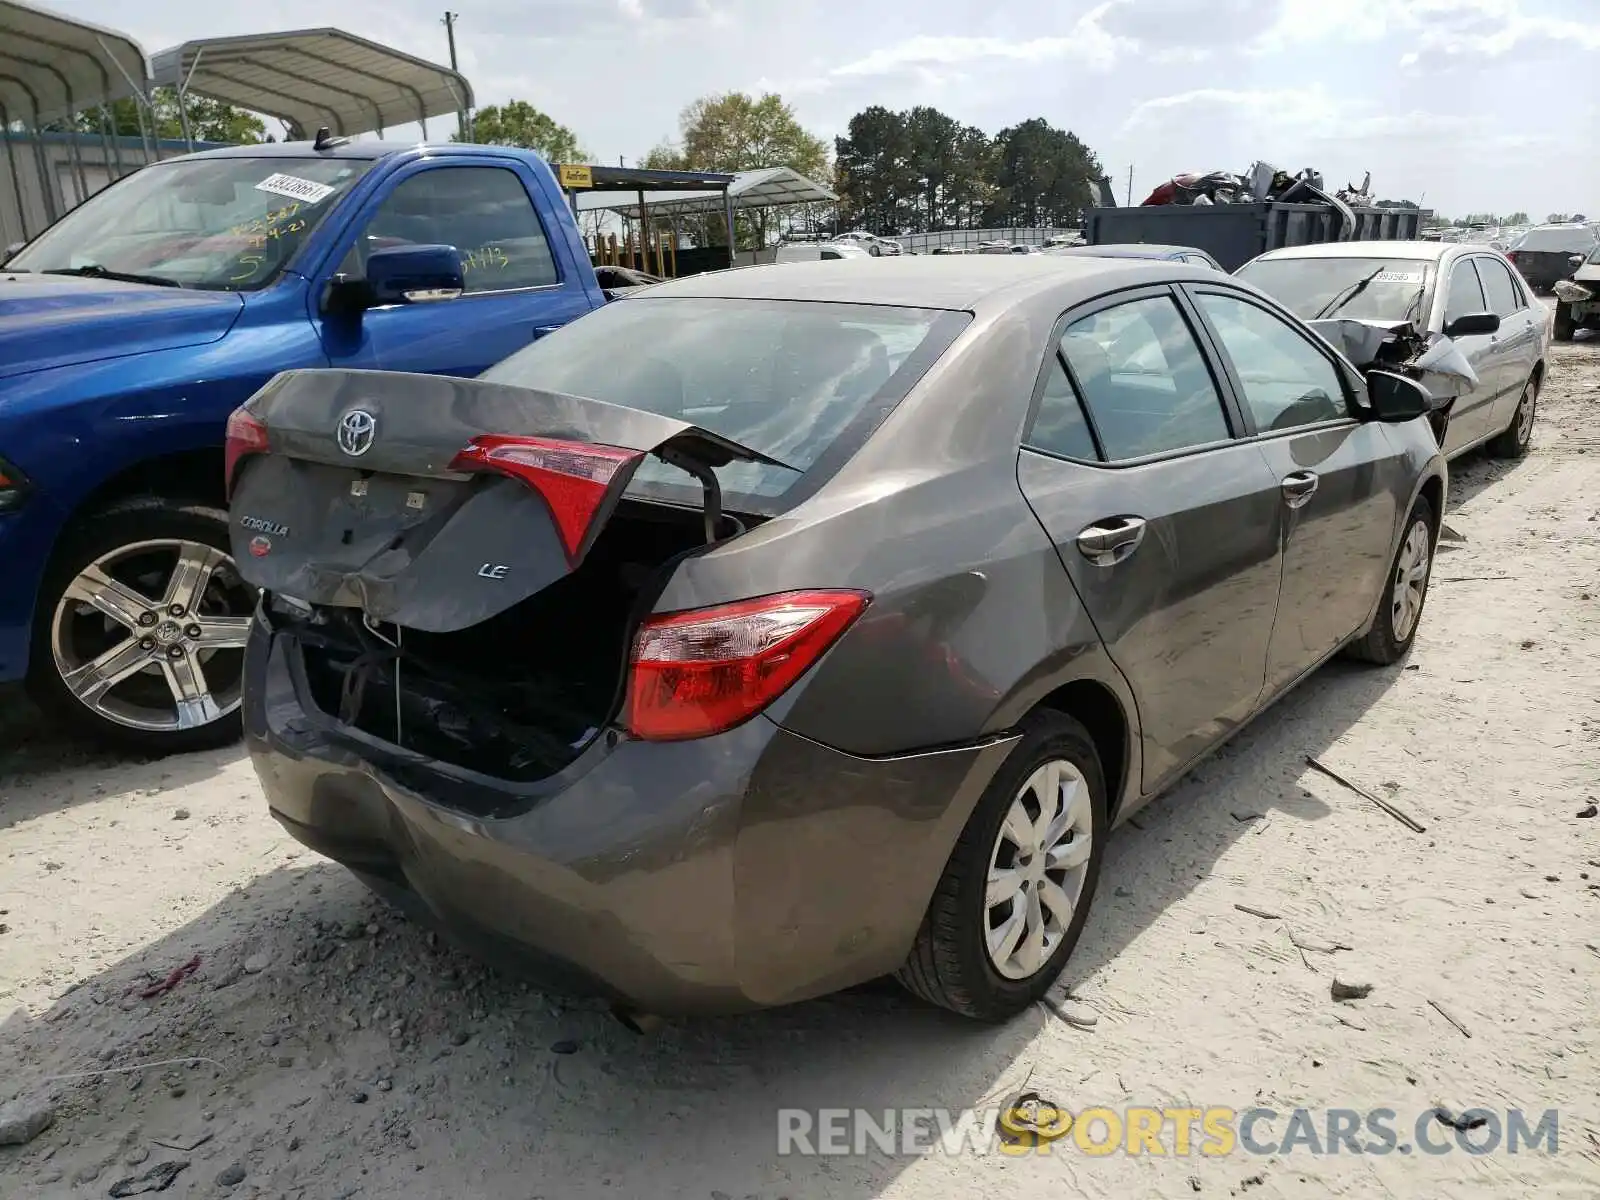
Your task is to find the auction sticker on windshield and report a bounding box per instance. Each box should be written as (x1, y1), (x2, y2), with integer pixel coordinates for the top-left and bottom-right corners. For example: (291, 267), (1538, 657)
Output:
(1373, 270), (1425, 285)
(255, 173), (337, 205)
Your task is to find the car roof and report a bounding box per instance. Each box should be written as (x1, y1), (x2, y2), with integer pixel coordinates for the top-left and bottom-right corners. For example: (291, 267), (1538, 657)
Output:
(1045, 243), (1202, 259)
(1250, 240), (1467, 264)
(634, 255), (1222, 313)
(158, 140), (514, 164)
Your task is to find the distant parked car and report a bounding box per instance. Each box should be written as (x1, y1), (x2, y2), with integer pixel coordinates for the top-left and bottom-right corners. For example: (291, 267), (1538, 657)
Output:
(832, 230), (903, 256)
(774, 242), (872, 264)
(1552, 244), (1600, 341)
(1505, 224), (1598, 291)
(234, 255), (1445, 1024)
(1045, 243), (1224, 271)
(1237, 241), (1547, 460)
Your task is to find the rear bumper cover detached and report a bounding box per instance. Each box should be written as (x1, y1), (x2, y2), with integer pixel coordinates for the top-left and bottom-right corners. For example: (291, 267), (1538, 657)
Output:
(244, 618), (1018, 1015)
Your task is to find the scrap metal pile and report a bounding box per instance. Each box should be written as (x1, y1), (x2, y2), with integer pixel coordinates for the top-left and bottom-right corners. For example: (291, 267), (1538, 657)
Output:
(1139, 162), (1383, 236)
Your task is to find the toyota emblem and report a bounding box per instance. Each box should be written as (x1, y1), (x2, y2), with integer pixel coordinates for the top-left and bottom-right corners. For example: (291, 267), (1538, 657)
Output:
(337, 409), (378, 457)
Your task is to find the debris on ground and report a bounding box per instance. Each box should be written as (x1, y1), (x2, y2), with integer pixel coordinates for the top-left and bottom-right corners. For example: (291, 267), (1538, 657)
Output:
(0, 1094), (54, 1146)
(1233, 904), (1280, 921)
(136, 956), (200, 1000)
(1432, 1106), (1488, 1132)
(1305, 757), (1427, 833)
(107, 1160), (189, 1196)
(1330, 978), (1373, 1002)
(1427, 998), (1472, 1039)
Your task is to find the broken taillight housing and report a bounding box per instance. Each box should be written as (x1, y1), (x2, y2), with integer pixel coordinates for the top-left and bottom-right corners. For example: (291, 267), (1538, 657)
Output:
(625, 589), (871, 741)
(224, 408), (270, 497)
(0, 454), (30, 513)
(449, 434), (644, 564)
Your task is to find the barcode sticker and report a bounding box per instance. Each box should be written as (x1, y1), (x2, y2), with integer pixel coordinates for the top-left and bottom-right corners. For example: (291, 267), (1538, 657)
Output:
(1373, 269), (1425, 285)
(254, 173), (336, 204)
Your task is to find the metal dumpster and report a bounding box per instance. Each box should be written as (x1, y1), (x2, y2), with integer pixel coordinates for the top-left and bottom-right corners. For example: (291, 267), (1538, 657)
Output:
(1083, 202), (1421, 271)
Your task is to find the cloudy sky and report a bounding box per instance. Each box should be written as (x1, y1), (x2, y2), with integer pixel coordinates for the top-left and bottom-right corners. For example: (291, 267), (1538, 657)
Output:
(66, 0), (1600, 219)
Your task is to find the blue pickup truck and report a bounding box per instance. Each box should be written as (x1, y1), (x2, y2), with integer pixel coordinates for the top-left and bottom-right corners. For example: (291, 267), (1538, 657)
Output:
(0, 139), (636, 754)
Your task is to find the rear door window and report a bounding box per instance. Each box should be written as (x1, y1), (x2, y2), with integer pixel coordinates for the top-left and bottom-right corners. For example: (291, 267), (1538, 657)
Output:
(1025, 356), (1099, 461)
(1057, 294), (1232, 459)
(1475, 257), (1524, 317)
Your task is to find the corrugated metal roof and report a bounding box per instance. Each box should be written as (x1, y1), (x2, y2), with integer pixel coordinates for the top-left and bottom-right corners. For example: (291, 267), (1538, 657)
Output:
(149, 28), (473, 139)
(575, 167), (837, 217)
(0, 0), (149, 124)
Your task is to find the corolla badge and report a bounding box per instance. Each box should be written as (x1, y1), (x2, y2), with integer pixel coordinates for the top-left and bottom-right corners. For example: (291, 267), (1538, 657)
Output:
(337, 409), (378, 457)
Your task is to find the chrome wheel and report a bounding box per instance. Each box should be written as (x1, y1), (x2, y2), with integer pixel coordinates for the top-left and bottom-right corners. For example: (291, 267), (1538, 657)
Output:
(49, 539), (254, 733)
(1390, 519), (1431, 643)
(985, 759), (1094, 981)
(1515, 382), (1536, 445)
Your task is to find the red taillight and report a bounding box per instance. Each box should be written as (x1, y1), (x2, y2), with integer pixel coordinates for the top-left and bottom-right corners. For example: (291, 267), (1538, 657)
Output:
(450, 434), (643, 564)
(1506, 251), (1520, 264)
(625, 589), (870, 741)
(223, 408), (269, 496)
(0, 454), (30, 512)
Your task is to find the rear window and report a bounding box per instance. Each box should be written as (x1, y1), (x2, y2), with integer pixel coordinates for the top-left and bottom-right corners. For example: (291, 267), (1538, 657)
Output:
(479, 297), (967, 510)
(1235, 256), (1433, 323)
(1511, 227), (1596, 253)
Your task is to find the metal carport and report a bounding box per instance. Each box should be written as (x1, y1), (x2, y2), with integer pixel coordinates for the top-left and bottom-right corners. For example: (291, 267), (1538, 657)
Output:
(573, 166), (837, 220)
(149, 28), (473, 147)
(0, 0), (151, 239)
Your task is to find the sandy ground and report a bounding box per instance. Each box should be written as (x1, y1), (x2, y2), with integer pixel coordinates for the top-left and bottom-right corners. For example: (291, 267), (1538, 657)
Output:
(2, 334), (1598, 1200)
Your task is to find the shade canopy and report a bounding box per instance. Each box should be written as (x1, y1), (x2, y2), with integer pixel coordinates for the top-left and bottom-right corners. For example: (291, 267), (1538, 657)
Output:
(150, 28), (473, 138)
(575, 166), (837, 217)
(0, 0), (149, 123)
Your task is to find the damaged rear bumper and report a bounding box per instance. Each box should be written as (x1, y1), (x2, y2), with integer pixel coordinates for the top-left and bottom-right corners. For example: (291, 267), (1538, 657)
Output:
(243, 613), (1018, 1015)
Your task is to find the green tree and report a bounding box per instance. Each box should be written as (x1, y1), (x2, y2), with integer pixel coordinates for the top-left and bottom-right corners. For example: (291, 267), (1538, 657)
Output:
(68, 89), (265, 144)
(643, 92), (829, 248)
(459, 101), (587, 161)
(1547, 212), (1572, 224)
(985, 118), (1101, 228)
(834, 106), (915, 234)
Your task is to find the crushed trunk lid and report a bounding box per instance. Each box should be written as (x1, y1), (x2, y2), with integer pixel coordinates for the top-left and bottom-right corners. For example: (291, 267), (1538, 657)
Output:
(227, 368), (786, 632)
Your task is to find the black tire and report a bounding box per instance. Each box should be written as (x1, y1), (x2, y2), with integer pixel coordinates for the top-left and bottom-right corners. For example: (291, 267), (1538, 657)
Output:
(1552, 303), (1575, 342)
(28, 497), (253, 755)
(1346, 495), (1436, 665)
(1487, 375), (1537, 460)
(896, 710), (1106, 1021)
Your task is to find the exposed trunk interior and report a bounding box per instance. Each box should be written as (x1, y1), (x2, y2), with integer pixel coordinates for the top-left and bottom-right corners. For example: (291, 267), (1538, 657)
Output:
(284, 499), (748, 784)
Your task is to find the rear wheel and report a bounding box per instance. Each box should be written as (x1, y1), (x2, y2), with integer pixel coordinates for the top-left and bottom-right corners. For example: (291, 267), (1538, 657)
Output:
(896, 711), (1105, 1021)
(1552, 303), (1575, 342)
(1346, 496), (1435, 665)
(28, 498), (256, 755)
(1487, 375), (1537, 459)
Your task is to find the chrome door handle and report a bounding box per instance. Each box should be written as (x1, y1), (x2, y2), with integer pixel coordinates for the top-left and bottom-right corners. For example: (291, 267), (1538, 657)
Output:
(1281, 471), (1319, 509)
(532, 324), (562, 340)
(1076, 516), (1147, 566)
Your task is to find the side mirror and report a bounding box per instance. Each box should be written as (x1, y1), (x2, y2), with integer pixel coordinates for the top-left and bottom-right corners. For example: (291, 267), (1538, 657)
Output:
(1442, 311), (1499, 338)
(1570, 255), (1585, 270)
(365, 244), (465, 305)
(1365, 371), (1432, 422)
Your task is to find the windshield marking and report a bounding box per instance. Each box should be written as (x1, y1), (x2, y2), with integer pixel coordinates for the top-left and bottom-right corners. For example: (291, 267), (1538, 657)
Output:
(254, 173), (337, 204)
(1373, 269), (1425, 285)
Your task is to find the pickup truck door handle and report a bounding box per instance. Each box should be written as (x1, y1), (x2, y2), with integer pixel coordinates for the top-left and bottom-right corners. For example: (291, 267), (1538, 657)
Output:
(1281, 471), (1319, 509)
(532, 324), (563, 340)
(1075, 516), (1147, 566)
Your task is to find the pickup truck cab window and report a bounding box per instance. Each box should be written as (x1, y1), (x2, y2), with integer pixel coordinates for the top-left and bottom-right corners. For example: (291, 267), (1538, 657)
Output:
(6, 156), (372, 290)
(339, 165), (558, 293)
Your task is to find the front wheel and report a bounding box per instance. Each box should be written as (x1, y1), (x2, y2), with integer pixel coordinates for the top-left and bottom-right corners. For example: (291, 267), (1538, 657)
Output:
(896, 710), (1105, 1021)
(1487, 375), (1537, 459)
(1346, 496), (1436, 665)
(28, 497), (256, 755)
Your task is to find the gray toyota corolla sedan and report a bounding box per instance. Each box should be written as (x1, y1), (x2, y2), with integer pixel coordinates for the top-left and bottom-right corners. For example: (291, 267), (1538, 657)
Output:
(229, 256), (1445, 1024)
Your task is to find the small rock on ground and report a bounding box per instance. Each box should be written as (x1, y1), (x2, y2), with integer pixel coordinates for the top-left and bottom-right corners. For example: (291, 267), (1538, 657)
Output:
(0, 1095), (55, 1146)
(1330, 978), (1374, 1002)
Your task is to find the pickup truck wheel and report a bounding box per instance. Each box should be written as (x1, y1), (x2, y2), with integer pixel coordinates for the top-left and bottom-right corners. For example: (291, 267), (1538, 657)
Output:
(895, 710), (1105, 1021)
(1487, 376), (1537, 460)
(28, 498), (255, 755)
(1552, 303), (1575, 342)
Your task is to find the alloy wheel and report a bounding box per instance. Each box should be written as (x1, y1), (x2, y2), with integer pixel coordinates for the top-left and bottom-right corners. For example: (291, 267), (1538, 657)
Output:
(1390, 519), (1432, 643)
(984, 758), (1094, 981)
(49, 539), (254, 733)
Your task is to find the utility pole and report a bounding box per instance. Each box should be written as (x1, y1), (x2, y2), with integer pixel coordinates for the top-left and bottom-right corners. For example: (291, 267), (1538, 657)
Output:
(442, 12), (469, 141)
(1126, 165), (1134, 207)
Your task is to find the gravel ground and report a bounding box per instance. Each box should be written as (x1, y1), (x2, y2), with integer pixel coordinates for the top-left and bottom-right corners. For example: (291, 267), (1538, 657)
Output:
(2, 330), (1598, 1199)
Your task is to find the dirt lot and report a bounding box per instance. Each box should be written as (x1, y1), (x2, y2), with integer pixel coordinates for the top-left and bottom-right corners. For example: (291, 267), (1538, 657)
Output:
(3, 335), (1598, 1200)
